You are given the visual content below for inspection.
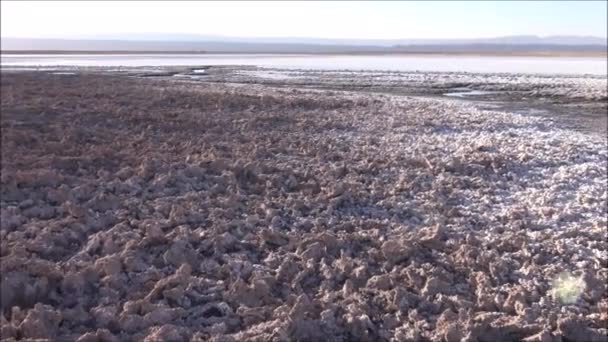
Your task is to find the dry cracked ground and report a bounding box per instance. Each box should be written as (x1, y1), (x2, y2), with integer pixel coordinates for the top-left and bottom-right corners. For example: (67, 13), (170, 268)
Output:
(0, 72), (607, 341)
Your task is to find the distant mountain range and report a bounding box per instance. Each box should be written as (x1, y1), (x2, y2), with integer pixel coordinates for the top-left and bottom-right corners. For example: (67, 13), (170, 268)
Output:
(1, 35), (606, 54)
(48, 34), (608, 46)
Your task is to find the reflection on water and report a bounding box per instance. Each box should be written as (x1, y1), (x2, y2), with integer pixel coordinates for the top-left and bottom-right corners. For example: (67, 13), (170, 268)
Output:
(1, 54), (606, 75)
(444, 90), (499, 97)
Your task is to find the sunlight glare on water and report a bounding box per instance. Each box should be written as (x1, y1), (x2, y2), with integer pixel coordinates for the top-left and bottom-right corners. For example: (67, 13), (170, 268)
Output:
(1, 54), (607, 75)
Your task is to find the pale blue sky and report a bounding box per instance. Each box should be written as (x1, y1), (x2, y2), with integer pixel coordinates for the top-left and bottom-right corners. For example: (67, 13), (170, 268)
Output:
(2, 1), (607, 39)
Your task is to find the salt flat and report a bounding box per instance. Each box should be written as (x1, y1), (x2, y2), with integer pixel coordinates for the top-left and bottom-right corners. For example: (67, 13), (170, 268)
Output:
(0, 71), (606, 341)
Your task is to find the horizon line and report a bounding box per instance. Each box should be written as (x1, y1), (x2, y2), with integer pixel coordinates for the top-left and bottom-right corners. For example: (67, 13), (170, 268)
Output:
(2, 34), (607, 40)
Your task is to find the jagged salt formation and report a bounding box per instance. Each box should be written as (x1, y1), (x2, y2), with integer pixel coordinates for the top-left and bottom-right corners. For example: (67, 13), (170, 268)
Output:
(1, 73), (606, 341)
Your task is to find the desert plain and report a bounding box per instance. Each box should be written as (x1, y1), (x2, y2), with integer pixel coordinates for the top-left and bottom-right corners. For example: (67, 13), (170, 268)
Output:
(0, 67), (607, 341)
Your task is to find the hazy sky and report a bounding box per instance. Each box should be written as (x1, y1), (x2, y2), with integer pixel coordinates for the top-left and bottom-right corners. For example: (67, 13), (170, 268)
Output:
(2, 1), (607, 39)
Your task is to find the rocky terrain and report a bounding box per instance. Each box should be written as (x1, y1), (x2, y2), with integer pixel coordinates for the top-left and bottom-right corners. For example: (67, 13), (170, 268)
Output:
(1, 72), (607, 341)
(197, 67), (608, 136)
(216, 68), (608, 102)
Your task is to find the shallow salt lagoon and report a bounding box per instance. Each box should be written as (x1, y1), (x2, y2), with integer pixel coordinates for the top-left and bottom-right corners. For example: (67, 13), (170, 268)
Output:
(444, 90), (499, 97)
(2, 53), (607, 75)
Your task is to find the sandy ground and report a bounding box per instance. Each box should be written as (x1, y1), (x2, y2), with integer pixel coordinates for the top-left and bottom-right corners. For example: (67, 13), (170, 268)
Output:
(1, 72), (607, 341)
